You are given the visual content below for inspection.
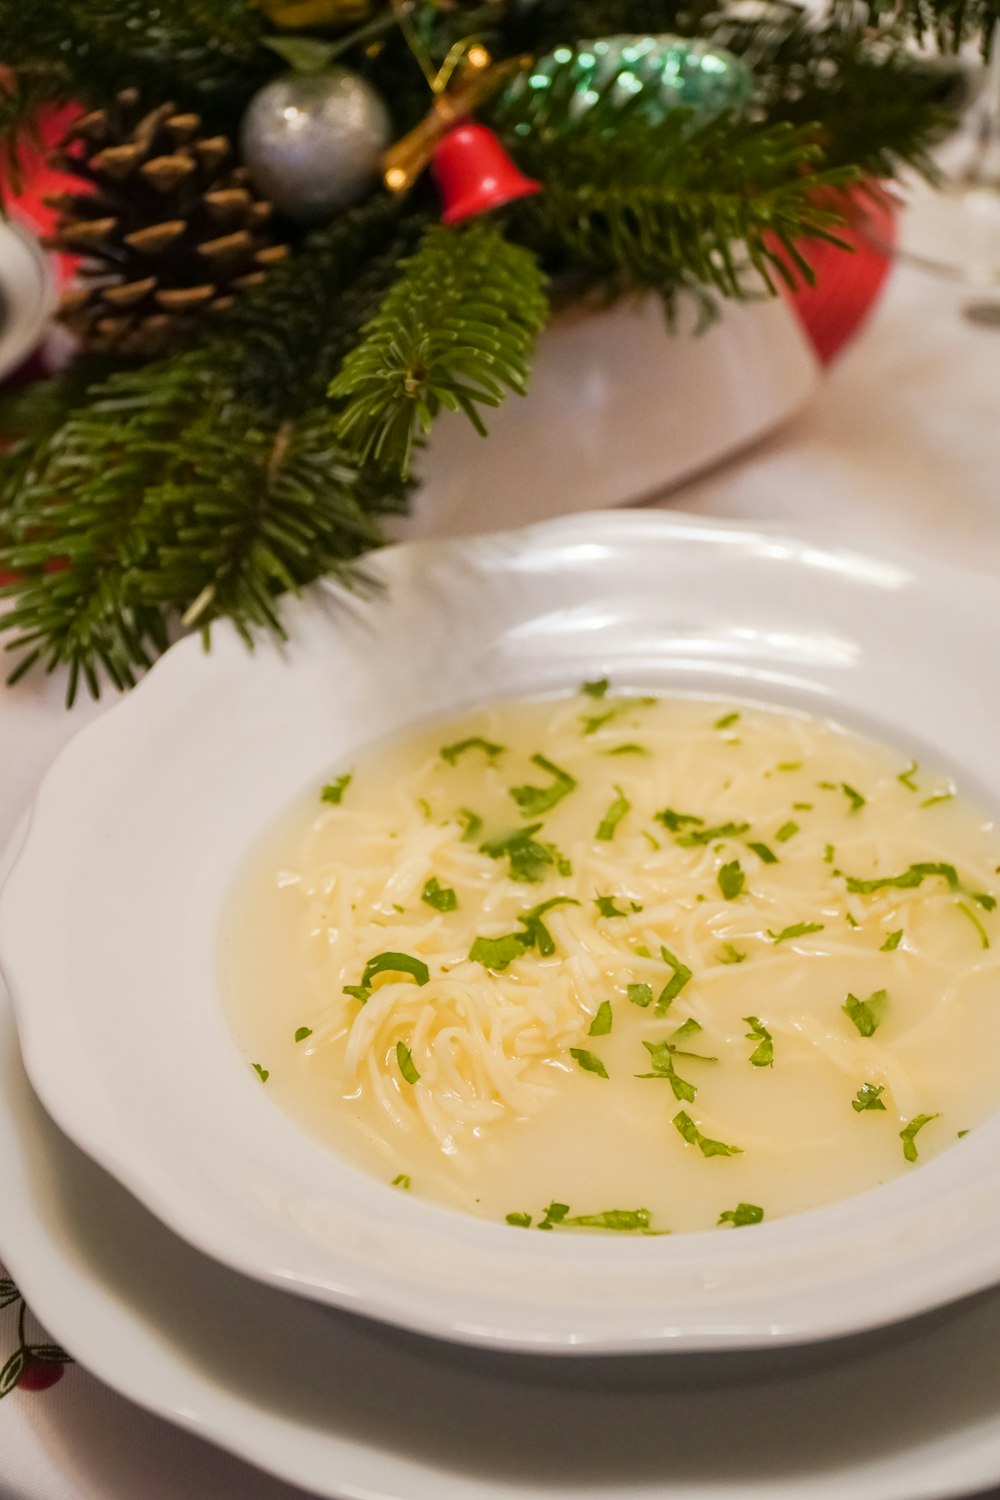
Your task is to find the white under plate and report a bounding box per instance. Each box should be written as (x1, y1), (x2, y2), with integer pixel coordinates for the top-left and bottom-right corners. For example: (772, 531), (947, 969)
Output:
(6, 965), (1000, 1500)
(5, 512), (1000, 1355)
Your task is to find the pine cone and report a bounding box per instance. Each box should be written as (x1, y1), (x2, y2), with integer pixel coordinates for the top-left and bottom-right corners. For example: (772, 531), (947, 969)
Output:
(44, 88), (290, 356)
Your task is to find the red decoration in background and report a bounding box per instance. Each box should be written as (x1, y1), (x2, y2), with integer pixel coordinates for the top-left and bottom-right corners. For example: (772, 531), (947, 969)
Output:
(784, 186), (896, 366)
(433, 123), (541, 225)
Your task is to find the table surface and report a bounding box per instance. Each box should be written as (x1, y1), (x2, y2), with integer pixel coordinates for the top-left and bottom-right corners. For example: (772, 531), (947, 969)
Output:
(0, 258), (998, 1500)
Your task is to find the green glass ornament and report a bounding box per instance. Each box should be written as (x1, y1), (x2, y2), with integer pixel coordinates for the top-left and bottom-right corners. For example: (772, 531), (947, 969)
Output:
(498, 35), (753, 140)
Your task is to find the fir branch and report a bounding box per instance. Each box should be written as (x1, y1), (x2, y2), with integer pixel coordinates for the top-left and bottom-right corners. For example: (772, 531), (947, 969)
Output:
(330, 222), (549, 478)
(504, 106), (853, 300)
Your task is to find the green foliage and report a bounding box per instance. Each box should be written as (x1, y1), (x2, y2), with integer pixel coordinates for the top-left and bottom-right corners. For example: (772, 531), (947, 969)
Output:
(331, 222), (549, 477)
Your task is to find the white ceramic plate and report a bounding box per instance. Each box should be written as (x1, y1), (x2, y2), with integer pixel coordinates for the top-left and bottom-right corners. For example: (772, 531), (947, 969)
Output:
(5, 511), (1000, 1356)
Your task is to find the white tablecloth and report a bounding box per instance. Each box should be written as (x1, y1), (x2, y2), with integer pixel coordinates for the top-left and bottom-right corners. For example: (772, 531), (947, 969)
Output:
(0, 258), (998, 1500)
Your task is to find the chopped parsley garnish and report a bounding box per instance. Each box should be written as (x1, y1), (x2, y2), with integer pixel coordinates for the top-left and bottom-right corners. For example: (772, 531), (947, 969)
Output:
(669, 1018), (704, 1043)
(845, 861), (960, 896)
(842, 988), (888, 1037)
(880, 929), (904, 951)
(440, 737), (505, 765)
(714, 712), (740, 729)
(768, 921), (824, 944)
(637, 1040), (697, 1102)
(718, 1202), (763, 1227)
(456, 808), (483, 842)
(777, 762), (801, 772)
(852, 1083), (887, 1112)
(480, 823), (559, 883)
(320, 774), (352, 805)
(539, 1201), (570, 1230)
(509, 754), (577, 817)
(841, 782), (866, 813)
(775, 820), (799, 843)
(563, 1208), (653, 1231)
(344, 951), (431, 1003)
(505, 1211), (532, 1227)
(823, 843), (835, 864)
(294, 1026), (312, 1043)
(392, 1173), (411, 1189)
(977, 893), (998, 911)
(421, 877), (457, 912)
(581, 708), (617, 734)
(747, 841), (777, 864)
(468, 933), (526, 971)
(581, 677), (609, 698)
(518, 896), (579, 955)
(604, 743), (648, 756)
(676, 821), (750, 848)
(744, 1015), (774, 1067)
(846, 912), (859, 929)
(570, 1047), (609, 1078)
(718, 860), (745, 900)
(641, 830), (661, 850)
(417, 798), (432, 820)
(793, 801), (813, 811)
(718, 943), (746, 965)
(252, 1062), (269, 1083)
(396, 1042), (420, 1085)
(596, 786), (631, 841)
(957, 901), (990, 949)
(656, 809), (704, 833)
(656, 945), (693, 1014)
(921, 791), (954, 808)
(673, 1111), (742, 1157)
(589, 1001), (613, 1036)
(898, 761), (920, 790)
(627, 982), (653, 1008)
(900, 1112), (939, 1162)
(595, 894), (628, 919)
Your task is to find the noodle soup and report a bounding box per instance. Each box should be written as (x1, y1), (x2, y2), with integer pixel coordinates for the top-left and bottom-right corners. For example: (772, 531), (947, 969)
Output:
(222, 689), (1000, 1235)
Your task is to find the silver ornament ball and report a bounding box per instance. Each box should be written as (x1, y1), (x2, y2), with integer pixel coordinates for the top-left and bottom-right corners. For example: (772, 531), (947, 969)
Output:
(240, 68), (392, 222)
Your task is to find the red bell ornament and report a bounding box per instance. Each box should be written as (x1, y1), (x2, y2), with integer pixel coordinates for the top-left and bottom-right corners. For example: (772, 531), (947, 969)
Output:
(432, 122), (541, 225)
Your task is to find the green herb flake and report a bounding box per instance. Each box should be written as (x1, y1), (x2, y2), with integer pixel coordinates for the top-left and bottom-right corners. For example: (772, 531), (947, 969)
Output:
(718, 943), (746, 965)
(744, 1015), (774, 1067)
(823, 843), (835, 864)
(391, 1173), (411, 1189)
(976, 892), (998, 911)
(570, 1047), (609, 1079)
(596, 786), (631, 841)
(718, 860), (745, 900)
(457, 808), (483, 843)
(294, 1026), (313, 1043)
(775, 820), (799, 843)
(480, 823), (555, 883)
(958, 1129), (971, 1139)
(673, 1111), (742, 1157)
(320, 774), (352, 805)
(898, 761), (920, 790)
(900, 1112), (940, 1162)
(777, 762), (802, 772)
(718, 1202), (764, 1227)
(852, 1083), (887, 1112)
(252, 1062), (269, 1083)
(469, 933), (528, 971)
(361, 951), (430, 989)
(768, 921), (824, 944)
(421, 877), (458, 912)
(581, 709), (616, 735)
(510, 754), (577, 818)
(637, 1040), (696, 1102)
(641, 830), (661, 850)
(581, 678), (609, 698)
(518, 896), (579, 956)
(846, 912), (859, 929)
(656, 945), (693, 1014)
(595, 894), (628, 919)
(880, 929), (904, 951)
(676, 821), (750, 848)
(343, 984), (371, 1002)
(588, 1000), (613, 1036)
(957, 901), (990, 949)
(538, 1201), (570, 1230)
(563, 1208), (653, 1231)
(656, 809), (704, 833)
(627, 982), (653, 1008)
(604, 743), (648, 756)
(440, 737), (505, 765)
(747, 841), (778, 865)
(792, 801), (813, 811)
(841, 782), (866, 813)
(921, 791), (954, 808)
(845, 861), (960, 896)
(670, 1018), (703, 1042)
(396, 1041), (421, 1085)
(505, 1211), (532, 1227)
(714, 712), (740, 729)
(417, 798), (432, 820)
(842, 988), (888, 1038)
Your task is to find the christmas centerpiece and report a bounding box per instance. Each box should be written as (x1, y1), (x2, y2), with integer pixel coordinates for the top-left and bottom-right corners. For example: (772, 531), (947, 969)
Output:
(0, 0), (974, 702)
